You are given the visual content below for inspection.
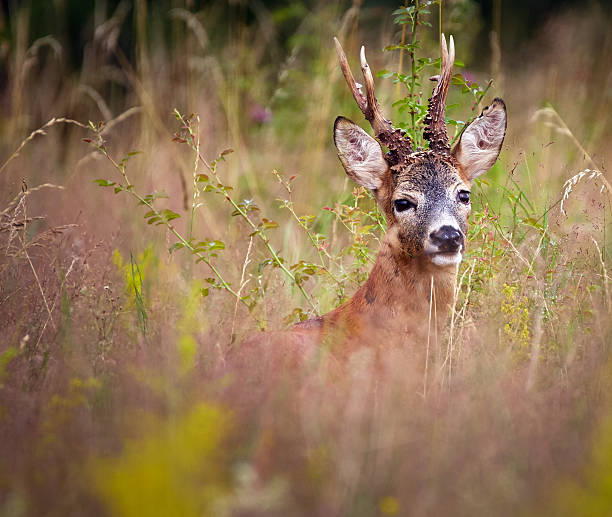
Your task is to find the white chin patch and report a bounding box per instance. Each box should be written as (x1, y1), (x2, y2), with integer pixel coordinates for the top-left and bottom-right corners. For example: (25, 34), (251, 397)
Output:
(429, 252), (463, 267)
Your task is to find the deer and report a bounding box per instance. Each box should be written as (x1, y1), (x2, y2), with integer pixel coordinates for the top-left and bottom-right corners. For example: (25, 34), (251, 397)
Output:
(238, 34), (506, 371)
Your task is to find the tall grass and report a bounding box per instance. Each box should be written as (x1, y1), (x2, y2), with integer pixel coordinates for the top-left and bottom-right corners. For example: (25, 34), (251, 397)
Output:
(0, 1), (610, 516)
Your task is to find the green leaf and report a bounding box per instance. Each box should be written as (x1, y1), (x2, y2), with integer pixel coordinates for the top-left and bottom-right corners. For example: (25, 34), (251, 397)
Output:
(208, 240), (225, 251)
(384, 42), (420, 52)
(162, 209), (180, 222)
(392, 6), (415, 15)
(232, 198), (260, 216)
(138, 191), (168, 205)
(169, 242), (184, 254)
(94, 179), (116, 187)
(261, 219), (279, 230)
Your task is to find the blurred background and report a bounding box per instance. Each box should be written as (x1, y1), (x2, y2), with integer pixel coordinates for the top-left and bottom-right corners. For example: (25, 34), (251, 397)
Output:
(0, 1), (611, 516)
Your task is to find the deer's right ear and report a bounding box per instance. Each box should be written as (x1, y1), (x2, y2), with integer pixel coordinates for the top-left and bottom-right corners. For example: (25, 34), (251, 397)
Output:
(452, 98), (507, 181)
(334, 116), (388, 191)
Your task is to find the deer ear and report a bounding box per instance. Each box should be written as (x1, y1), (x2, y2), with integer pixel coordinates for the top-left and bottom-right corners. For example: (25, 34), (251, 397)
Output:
(334, 116), (388, 191)
(452, 98), (507, 180)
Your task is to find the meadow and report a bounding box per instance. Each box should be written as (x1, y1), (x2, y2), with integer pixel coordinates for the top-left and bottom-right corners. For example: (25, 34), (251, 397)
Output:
(0, 1), (611, 516)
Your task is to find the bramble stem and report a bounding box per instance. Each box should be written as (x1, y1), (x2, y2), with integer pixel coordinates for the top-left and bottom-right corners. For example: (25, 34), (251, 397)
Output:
(176, 113), (318, 313)
(95, 139), (247, 307)
(396, 0), (410, 100)
(409, 0), (419, 141)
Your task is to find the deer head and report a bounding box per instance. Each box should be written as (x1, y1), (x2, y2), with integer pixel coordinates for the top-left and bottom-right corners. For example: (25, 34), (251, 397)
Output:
(334, 35), (506, 267)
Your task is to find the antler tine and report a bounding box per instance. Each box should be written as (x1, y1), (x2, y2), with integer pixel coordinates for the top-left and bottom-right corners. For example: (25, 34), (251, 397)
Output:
(441, 32), (449, 71)
(423, 33), (455, 153)
(359, 46), (393, 137)
(334, 37), (367, 113)
(334, 37), (413, 164)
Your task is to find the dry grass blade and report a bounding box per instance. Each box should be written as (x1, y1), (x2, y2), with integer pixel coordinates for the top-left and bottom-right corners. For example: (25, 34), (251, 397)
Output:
(591, 236), (610, 310)
(560, 168), (608, 215)
(0, 183), (65, 218)
(0, 118), (88, 176)
(169, 8), (209, 50)
(423, 275), (434, 397)
(16, 197), (56, 333)
(230, 236), (253, 347)
(533, 106), (612, 211)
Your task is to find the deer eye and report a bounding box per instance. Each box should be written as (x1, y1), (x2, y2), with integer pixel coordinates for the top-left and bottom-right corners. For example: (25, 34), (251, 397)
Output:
(394, 198), (417, 212)
(457, 190), (470, 204)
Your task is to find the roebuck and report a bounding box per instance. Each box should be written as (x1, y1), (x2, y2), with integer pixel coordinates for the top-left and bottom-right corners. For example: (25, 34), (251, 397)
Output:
(245, 35), (506, 361)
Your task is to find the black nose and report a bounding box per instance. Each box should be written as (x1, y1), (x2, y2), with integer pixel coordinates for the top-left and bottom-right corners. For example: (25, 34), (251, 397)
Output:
(429, 225), (464, 252)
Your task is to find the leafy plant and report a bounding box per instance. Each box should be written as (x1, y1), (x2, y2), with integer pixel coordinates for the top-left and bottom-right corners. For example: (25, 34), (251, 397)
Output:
(380, 0), (493, 147)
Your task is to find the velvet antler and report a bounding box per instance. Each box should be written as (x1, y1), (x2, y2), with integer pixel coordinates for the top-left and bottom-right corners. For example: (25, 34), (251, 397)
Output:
(423, 34), (455, 154)
(334, 37), (413, 166)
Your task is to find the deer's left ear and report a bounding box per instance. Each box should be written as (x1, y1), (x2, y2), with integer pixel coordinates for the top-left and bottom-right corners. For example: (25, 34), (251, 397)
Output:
(452, 98), (507, 180)
(334, 116), (388, 191)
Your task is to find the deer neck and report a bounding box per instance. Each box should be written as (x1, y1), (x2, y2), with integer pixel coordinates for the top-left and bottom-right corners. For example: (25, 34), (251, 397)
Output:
(329, 230), (459, 345)
(365, 236), (455, 311)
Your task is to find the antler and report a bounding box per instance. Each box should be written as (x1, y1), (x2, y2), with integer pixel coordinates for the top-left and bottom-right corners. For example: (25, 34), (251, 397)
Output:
(423, 33), (455, 154)
(334, 37), (413, 165)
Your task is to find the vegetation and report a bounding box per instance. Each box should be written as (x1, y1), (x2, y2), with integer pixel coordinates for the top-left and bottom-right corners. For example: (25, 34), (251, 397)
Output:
(0, 1), (610, 516)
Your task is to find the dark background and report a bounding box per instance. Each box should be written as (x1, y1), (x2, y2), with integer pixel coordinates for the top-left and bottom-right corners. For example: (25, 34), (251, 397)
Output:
(1, 0), (608, 70)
